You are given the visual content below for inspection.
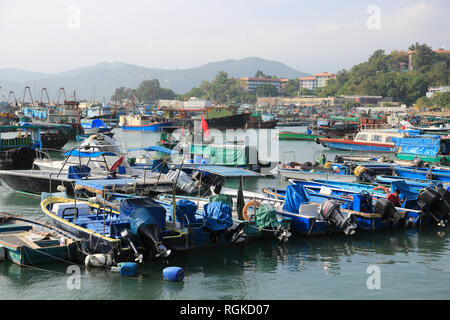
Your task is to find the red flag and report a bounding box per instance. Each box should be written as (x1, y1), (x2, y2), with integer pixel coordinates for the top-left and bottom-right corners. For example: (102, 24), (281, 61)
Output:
(201, 115), (209, 138)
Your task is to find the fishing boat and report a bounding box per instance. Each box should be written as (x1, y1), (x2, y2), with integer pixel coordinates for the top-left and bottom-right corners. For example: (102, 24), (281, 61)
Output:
(245, 113), (278, 129)
(317, 130), (404, 152)
(277, 166), (358, 183)
(0, 125), (43, 170)
(309, 118), (359, 138)
(0, 212), (80, 266)
(394, 166), (450, 182)
(0, 147), (174, 196)
(23, 97), (84, 140)
(278, 130), (324, 141)
(119, 114), (172, 132)
(40, 196), (174, 262)
(266, 184), (442, 233)
(81, 119), (113, 136)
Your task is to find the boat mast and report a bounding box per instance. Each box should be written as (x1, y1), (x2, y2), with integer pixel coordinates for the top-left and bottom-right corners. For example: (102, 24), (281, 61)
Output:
(22, 86), (34, 106)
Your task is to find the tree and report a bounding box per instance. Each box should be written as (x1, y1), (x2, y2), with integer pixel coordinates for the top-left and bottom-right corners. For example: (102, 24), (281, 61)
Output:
(415, 96), (431, 110)
(431, 92), (450, 108)
(255, 84), (279, 97)
(254, 70), (265, 78)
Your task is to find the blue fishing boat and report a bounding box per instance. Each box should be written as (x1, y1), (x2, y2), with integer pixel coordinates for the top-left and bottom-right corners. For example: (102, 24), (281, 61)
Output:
(394, 166), (450, 182)
(81, 119), (113, 135)
(119, 115), (172, 132)
(264, 183), (443, 232)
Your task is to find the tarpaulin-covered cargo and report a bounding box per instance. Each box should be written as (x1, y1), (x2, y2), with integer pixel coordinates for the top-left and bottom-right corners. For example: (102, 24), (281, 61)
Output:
(120, 198), (167, 234)
(392, 136), (442, 157)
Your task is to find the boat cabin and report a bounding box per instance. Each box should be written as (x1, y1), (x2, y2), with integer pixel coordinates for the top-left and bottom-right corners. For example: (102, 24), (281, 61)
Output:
(353, 131), (404, 144)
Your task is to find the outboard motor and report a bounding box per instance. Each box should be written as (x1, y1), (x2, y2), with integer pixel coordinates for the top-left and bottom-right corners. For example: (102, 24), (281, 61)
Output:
(374, 198), (403, 224)
(224, 223), (247, 244)
(417, 187), (449, 227)
(434, 185), (450, 204)
(120, 229), (144, 263)
(319, 200), (357, 235)
(374, 198), (413, 228)
(120, 199), (171, 260)
(135, 221), (170, 259)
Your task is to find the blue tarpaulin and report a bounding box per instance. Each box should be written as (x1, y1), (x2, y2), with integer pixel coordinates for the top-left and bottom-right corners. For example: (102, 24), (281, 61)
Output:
(67, 165), (91, 179)
(392, 136), (441, 157)
(176, 199), (198, 225)
(92, 119), (106, 128)
(390, 180), (419, 199)
(119, 198), (166, 234)
(282, 184), (311, 213)
(202, 202), (233, 231)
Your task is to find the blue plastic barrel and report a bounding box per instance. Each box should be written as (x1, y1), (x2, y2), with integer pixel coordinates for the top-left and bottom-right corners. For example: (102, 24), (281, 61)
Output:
(118, 262), (138, 277)
(163, 266), (184, 282)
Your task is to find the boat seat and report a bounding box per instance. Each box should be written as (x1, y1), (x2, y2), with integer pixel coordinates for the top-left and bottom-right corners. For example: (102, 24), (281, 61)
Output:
(298, 203), (320, 218)
(52, 203), (91, 218)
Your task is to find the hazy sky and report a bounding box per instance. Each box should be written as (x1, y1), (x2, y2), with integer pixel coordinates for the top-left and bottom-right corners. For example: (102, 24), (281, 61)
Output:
(0, 0), (449, 74)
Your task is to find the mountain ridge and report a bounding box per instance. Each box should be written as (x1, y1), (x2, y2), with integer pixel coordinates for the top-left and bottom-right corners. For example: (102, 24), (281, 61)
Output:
(0, 57), (309, 101)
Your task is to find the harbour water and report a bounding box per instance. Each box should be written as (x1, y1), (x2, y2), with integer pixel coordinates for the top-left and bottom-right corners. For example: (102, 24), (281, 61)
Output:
(1, 127), (450, 300)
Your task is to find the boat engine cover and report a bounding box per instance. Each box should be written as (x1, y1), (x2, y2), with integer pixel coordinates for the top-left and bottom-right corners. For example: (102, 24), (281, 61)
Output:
(418, 187), (450, 217)
(319, 200), (357, 235)
(374, 198), (403, 223)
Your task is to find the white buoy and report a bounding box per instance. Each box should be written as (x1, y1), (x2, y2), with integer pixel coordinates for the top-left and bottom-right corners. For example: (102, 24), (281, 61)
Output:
(85, 253), (114, 268)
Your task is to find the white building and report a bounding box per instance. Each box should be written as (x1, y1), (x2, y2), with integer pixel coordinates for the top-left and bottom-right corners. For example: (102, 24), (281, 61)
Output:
(183, 97), (212, 108)
(299, 73), (336, 91)
(298, 76), (318, 90)
(240, 77), (285, 93)
(426, 86), (450, 98)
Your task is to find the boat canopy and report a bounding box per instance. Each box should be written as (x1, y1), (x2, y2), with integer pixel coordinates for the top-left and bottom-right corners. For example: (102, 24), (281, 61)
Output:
(128, 146), (179, 154)
(392, 136), (441, 157)
(63, 150), (117, 158)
